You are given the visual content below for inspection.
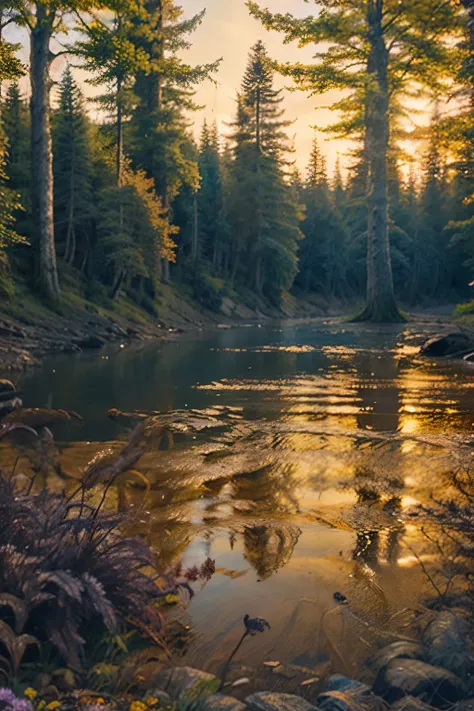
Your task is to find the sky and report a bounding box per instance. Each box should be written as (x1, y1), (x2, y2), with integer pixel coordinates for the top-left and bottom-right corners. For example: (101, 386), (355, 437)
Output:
(7, 0), (356, 176)
(177, 0), (353, 175)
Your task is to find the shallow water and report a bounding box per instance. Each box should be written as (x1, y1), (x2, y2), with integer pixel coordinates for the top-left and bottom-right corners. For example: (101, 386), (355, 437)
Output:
(14, 319), (474, 684)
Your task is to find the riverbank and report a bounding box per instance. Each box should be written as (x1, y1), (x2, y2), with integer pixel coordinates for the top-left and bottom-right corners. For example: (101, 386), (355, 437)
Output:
(0, 284), (348, 372)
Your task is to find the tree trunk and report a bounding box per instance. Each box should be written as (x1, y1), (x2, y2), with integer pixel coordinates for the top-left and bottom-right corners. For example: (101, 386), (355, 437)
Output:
(30, 5), (60, 306)
(116, 73), (124, 185)
(353, 0), (403, 323)
(461, 0), (474, 48)
(191, 193), (199, 262)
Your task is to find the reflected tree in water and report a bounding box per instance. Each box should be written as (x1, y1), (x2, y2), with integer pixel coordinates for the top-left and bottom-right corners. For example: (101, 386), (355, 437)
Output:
(243, 523), (301, 581)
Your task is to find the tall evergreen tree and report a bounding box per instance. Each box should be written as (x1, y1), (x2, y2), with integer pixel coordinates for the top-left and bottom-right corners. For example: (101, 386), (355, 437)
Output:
(227, 41), (303, 301)
(6, 0), (100, 305)
(248, 0), (462, 321)
(129, 0), (220, 280)
(52, 66), (94, 270)
(2, 82), (30, 234)
(296, 136), (348, 296)
(197, 120), (228, 273)
(0, 30), (25, 296)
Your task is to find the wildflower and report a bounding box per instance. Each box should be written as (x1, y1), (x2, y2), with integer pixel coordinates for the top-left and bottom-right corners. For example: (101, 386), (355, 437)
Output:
(45, 702), (61, 711)
(243, 614), (271, 634)
(37, 703), (46, 711)
(0, 689), (17, 706)
(130, 702), (147, 711)
(24, 690), (38, 701)
(146, 699), (158, 707)
(96, 701), (105, 706)
(13, 701), (35, 711)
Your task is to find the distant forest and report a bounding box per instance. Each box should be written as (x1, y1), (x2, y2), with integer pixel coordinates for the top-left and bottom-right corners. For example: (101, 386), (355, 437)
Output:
(0, 0), (473, 322)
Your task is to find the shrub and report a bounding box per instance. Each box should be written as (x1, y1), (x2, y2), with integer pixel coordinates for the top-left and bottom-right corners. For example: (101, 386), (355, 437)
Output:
(0, 422), (214, 679)
(192, 272), (223, 313)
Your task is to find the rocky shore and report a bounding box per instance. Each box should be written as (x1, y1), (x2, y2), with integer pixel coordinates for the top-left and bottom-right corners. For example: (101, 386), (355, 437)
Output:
(147, 609), (474, 711)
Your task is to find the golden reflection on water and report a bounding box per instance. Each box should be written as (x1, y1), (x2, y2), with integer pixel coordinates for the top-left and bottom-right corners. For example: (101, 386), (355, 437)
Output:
(9, 322), (474, 683)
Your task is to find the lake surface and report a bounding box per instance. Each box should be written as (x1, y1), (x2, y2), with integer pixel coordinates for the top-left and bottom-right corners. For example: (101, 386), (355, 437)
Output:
(16, 319), (474, 686)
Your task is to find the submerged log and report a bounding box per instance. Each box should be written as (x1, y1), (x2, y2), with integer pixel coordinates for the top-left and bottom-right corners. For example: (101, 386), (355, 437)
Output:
(4, 408), (83, 429)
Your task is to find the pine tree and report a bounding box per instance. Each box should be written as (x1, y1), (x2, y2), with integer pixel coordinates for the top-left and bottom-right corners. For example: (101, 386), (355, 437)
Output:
(296, 136), (348, 296)
(414, 117), (453, 301)
(2, 82), (30, 234)
(307, 136), (327, 189)
(227, 41), (302, 301)
(52, 66), (94, 270)
(0, 31), (25, 297)
(197, 120), (228, 273)
(6, 0), (101, 305)
(76, 0), (151, 186)
(248, 0), (462, 321)
(129, 0), (220, 280)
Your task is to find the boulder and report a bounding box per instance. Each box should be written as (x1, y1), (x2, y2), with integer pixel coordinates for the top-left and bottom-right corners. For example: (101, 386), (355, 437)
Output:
(202, 695), (247, 711)
(422, 610), (474, 679)
(367, 642), (423, 674)
(246, 692), (318, 711)
(151, 667), (220, 701)
(317, 691), (371, 711)
(373, 659), (464, 707)
(420, 333), (474, 358)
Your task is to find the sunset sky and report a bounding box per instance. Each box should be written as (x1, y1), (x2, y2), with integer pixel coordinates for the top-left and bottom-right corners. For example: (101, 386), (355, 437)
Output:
(178, 0), (353, 175)
(6, 0), (429, 177)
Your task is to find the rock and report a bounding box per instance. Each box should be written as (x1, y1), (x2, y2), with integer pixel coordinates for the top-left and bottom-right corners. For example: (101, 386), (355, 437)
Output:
(246, 692), (318, 711)
(420, 333), (474, 358)
(422, 610), (474, 679)
(317, 691), (369, 711)
(392, 698), (438, 711)
(325, 676), (370, 694)
(367, 642), (423, 674)
(202, 695), (246, 711)
(151, 667), (220, 701)
(77, 335), (105, 349)
(0, 397), (22, 420)
(373, 659), (464, 707)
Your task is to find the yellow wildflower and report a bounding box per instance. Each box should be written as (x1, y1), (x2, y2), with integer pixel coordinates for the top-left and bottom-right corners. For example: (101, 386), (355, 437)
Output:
(147, 699), (158, 707)
(96, 700), (105, 706)
(130, 702), (148, 711)
(24, 689), (38, 701)
(37, 703), (46, 711)
(45, 702), (61, 711)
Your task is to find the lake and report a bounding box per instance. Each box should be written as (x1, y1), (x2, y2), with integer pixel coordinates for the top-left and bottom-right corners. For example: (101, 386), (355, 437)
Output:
(16, 318), (474, 685)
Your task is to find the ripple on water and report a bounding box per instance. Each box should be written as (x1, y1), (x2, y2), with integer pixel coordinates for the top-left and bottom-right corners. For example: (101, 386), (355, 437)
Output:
(11, 320), (474, 680)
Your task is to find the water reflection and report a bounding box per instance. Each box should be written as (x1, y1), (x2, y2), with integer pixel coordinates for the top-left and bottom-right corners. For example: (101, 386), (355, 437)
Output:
(12, 319), (474, 677)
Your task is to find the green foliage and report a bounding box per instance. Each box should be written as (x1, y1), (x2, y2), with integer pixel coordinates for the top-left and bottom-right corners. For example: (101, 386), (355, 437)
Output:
(191, 270), (223, 312)
(226, 41), (303, 303)
(53, 66), (95, 269)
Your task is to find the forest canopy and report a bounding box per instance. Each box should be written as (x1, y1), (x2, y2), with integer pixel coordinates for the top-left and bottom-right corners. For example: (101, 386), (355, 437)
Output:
(0, 0), (472, 320)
